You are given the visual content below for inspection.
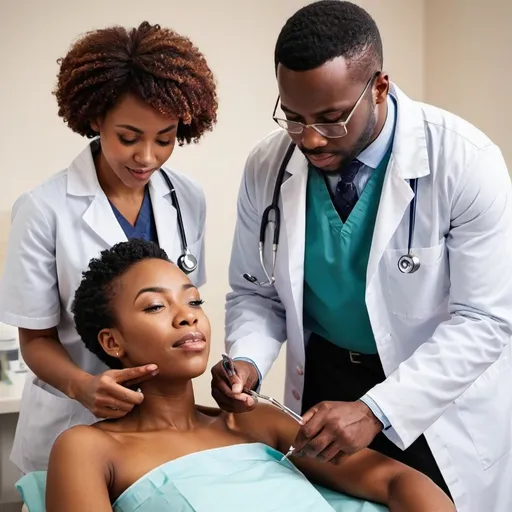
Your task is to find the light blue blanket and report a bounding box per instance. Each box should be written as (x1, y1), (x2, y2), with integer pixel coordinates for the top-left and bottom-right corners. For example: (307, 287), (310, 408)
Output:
(17, 442), (388, 511)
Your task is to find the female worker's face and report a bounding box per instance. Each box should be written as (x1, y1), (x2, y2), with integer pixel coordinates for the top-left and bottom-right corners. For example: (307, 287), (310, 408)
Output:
(99, 259), (211, 381)
(91, 93), (179, 189)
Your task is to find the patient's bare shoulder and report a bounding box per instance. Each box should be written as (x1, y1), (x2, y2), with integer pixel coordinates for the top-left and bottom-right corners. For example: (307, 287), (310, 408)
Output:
(49, 424), (115, 472)
(46, 426), (114, 511)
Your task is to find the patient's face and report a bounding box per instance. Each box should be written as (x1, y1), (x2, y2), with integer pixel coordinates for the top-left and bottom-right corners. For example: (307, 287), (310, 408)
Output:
(107, 258), (211, 380)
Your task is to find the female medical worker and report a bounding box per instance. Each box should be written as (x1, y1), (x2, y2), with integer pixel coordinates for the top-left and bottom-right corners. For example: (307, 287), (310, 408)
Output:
(0, 21), (218, 474)
(211, 2), (512, 512)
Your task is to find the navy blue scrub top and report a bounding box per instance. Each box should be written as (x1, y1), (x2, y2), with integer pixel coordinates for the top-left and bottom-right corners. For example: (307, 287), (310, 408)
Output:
(109, 186), (159, 244)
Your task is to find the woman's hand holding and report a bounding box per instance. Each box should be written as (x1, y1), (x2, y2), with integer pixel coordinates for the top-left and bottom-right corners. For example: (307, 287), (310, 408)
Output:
(70, 364), (159, 418)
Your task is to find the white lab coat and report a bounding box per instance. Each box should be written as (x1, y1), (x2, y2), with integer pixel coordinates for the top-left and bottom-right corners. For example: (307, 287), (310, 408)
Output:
(0, 141), (206, 474)
(225, 83), (512, 511)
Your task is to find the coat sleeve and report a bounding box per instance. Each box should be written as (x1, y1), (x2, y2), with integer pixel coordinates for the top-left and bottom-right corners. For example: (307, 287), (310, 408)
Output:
(224, 149), (287, 379)
(0, 192), (60, 329)
(367, 143), (512, 449)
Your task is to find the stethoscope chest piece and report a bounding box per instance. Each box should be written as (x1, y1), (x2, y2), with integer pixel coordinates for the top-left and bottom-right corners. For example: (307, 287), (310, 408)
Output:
(178, 250), (198, 275)
(158, 170), (198, 276)
(397, 178), (421, 275)
(397, 253), (420, 274)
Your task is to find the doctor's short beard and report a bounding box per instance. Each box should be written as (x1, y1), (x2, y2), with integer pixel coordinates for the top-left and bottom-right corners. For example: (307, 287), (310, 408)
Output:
(334, 103), (378, 174)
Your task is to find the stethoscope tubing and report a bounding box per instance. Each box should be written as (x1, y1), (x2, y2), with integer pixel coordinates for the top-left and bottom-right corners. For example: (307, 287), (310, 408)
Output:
(159, 169), (197, 274)
(247, 144), (420, 284)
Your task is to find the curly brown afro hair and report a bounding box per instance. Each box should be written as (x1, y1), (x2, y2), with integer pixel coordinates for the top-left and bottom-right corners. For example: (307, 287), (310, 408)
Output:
(54, 21), (218, 145)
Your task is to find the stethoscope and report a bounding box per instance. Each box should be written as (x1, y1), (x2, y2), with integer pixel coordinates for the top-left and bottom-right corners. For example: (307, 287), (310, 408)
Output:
(159, 170), (198, 275)
(243, 142), (420, 287)
(397, 177), (420, 274)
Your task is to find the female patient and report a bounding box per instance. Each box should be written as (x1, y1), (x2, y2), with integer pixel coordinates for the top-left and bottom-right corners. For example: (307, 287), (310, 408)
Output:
(41, 239), (454, 512)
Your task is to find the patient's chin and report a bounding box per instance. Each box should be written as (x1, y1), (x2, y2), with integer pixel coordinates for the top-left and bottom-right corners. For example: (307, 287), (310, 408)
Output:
(160, 357), (209, 381)
(185, 359), (209, 379)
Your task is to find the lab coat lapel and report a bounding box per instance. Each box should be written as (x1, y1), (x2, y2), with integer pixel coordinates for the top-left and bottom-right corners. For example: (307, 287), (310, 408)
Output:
(82, 195), (127, 247)
(280, 148), (308, 331)
(367, 157), (413, 284)
(367, 84), (431, 285)
(67, 141), (128, 248)
(148, 170), (179, 259)
(67, 144), (179, 253)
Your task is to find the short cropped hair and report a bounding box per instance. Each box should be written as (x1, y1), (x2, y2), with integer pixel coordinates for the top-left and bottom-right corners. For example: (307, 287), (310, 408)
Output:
(54, 21), (218, 145)
(72, 239), (169, 369)
(275, 1), (383, 81)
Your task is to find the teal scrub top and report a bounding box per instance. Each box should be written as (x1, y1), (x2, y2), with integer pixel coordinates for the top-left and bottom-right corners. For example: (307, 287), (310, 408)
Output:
(303, 149), (392, 354)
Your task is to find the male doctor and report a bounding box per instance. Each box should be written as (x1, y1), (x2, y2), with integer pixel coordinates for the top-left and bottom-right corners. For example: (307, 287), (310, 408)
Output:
(211, 1), (512, 510)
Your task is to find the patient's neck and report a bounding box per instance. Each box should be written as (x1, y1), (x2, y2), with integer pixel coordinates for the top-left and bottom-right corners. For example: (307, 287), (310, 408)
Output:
(130, 378), (201, 432)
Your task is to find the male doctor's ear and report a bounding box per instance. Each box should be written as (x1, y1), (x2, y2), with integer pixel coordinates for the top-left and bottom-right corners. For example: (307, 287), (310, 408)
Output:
(373, 72), (390, 105)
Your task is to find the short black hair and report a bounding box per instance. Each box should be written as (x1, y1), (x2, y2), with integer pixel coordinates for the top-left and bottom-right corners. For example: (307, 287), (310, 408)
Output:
(274, 1), (383, 81)
(72, 239), (170, 369)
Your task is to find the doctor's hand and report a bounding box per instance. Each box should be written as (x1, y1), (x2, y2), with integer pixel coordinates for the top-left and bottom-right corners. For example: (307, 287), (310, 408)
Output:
(71, 365), (159, 418)
(210, 359), (258, 413)
(293, 401), (382, 463)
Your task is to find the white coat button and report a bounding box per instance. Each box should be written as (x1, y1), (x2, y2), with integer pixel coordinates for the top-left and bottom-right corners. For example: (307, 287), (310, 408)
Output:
(292, 390), (301, 401)
(296, 366), (304, 376)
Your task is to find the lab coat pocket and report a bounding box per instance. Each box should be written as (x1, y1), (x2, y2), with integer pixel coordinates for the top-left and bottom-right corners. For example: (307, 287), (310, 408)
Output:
(383, 241), (450, 320)
(456, 352), (512, 470)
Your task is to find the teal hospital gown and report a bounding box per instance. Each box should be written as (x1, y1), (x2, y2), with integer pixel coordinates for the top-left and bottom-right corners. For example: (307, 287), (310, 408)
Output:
(17, 442), (388, 512)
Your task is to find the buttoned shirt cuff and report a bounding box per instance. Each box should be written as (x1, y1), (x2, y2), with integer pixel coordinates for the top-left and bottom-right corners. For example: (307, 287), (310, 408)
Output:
(232, 357), (262, 392)
(360, 394), (391, 430)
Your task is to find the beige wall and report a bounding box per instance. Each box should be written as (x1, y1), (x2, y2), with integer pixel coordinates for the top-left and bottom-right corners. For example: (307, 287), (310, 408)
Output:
(425, 0), (512, 169)
(0, 0), (426, 404)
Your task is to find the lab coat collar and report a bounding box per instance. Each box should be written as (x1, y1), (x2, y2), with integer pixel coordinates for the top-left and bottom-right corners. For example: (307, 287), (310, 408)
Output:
(285, 141), (309, 178)
(388, 83), (430, 180)
(149, 166), (173, 197)
(66, 138), (171, 198)
(66, 139), (101, 197)
(66, 139), (176, 250)
(66, 140), (126, 248)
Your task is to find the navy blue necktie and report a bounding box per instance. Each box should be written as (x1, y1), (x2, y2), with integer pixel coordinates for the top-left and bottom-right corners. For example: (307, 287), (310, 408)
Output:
(333, 160), (362, 222)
